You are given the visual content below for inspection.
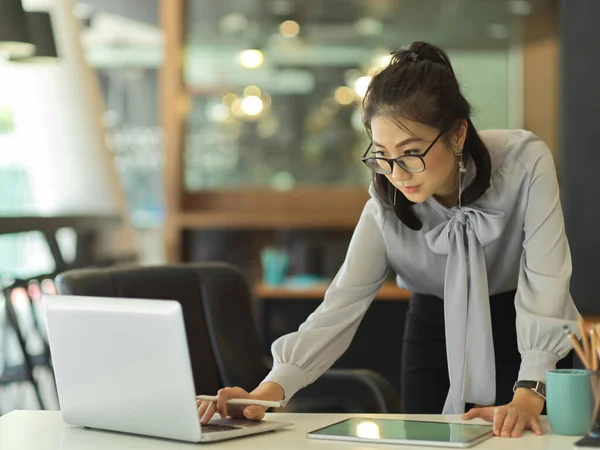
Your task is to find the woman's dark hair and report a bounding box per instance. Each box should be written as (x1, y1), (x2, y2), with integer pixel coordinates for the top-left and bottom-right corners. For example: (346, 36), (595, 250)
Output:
(362, 41), (491, 230)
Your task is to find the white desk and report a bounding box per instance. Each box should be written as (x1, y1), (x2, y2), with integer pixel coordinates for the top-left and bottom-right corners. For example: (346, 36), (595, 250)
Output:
(0, 411), (583, 450)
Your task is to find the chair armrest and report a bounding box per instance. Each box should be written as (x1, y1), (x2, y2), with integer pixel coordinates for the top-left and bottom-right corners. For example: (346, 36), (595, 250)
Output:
(320, 368), (401, 413)
(288, 368), (400, 414)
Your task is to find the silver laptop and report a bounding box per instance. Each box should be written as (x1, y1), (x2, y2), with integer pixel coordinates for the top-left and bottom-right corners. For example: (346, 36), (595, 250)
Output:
(44, 294), (292, 443)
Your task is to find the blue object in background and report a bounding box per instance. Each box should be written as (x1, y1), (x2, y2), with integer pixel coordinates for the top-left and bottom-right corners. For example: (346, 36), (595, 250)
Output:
(260, 247), (289, 286)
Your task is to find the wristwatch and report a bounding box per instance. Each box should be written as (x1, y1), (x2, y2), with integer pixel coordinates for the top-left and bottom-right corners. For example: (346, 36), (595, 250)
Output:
(513, 380), (546, 400)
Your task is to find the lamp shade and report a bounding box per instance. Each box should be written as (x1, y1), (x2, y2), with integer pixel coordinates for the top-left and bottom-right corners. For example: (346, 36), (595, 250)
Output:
(0, 0), (35, 58)
(19, 11), (59, 61)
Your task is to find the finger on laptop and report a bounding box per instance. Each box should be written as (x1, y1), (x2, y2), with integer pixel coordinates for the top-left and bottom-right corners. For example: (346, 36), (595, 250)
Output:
(198, 401), (210, 422)
(200, 402), (217, 424)
(216, 388), (228, 419)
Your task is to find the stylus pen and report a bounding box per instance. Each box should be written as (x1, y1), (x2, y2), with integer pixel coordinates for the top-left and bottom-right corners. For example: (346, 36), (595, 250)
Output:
(196, 395), (282, 408)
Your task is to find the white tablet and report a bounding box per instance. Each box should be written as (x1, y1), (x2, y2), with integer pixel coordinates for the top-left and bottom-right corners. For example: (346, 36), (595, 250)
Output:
(307, 418), (494, 448)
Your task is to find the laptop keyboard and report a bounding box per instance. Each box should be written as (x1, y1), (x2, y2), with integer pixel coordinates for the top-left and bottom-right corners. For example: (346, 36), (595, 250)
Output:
(201, 423), (242, 434)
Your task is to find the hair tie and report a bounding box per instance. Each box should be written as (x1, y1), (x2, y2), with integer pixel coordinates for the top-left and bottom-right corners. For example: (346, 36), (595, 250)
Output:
(408, 52), (421, 62)
(389, 49), (422, 63)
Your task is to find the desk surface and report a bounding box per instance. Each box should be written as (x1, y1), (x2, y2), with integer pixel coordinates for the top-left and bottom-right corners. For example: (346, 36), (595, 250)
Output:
(0, 411), (581, 450)
(254, 281), (412, 301)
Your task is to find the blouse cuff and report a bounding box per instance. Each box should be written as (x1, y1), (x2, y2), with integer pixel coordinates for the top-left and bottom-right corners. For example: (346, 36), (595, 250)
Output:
(518, 350), (560, 382)
(261, 363), (309, 405)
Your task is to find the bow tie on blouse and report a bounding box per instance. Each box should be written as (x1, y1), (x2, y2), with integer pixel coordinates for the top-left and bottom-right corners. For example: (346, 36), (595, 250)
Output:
(425, 206), (506, 414)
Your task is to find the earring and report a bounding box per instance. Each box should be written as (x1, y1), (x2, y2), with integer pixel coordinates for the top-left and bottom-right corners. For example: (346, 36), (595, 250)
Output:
(394, 188), (397, 206)
(456, 148), (467, 173)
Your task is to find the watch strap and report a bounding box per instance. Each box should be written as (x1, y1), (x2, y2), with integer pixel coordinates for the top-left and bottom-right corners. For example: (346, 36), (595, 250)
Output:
(513, 380), (546, 400)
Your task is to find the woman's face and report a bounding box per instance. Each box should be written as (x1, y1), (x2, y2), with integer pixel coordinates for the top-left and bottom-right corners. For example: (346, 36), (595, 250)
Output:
(369, 116), (465, 205)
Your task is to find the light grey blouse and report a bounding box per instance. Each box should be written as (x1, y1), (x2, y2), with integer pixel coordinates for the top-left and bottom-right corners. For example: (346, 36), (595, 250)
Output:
(261, 129), (580, 414)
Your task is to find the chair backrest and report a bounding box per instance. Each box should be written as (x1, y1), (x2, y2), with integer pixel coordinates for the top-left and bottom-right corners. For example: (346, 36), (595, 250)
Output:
(55, 263), (265, 395)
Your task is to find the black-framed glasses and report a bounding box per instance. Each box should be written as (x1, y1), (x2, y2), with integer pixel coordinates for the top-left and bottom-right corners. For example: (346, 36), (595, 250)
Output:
(361, 129), (445, 174)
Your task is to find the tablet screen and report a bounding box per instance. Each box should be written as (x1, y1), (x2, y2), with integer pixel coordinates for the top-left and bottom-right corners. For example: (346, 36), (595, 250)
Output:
(308, 418), (493, 445)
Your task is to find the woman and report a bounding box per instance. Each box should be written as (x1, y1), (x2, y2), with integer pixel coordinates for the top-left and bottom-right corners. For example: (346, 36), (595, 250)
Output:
(198, 42), (579, 438)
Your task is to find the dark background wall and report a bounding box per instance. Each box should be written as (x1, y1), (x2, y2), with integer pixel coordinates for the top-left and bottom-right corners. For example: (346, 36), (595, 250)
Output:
(560, 0), (600, 315)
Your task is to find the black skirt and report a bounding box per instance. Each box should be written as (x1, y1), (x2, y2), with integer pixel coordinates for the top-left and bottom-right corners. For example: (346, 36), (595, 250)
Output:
(401, 290), (573, 414)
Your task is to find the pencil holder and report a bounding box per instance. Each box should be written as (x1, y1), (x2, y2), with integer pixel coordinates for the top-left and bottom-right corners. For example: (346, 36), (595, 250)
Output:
(574, 371), (600, 447)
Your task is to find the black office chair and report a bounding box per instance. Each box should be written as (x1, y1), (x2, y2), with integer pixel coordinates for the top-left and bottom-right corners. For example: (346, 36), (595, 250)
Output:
(55, 262), (401, 413)
(1, 276), (56, 412)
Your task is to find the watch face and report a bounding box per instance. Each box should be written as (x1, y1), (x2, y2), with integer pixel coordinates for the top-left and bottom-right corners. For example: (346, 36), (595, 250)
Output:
(515, 381), (546, 398)
(537, 383), (546, 398)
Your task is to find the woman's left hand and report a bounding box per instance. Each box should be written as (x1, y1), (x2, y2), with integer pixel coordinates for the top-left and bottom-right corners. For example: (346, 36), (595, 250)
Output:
(461, 390), (545, 438)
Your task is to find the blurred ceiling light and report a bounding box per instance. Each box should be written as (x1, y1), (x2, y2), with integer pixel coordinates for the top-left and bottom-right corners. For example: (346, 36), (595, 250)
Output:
(378, 53), (392, 68)
(241, 95), (264, 116)
(270, 0), (295, 16)
(239, 49), (264, 68)
(355, 76), (372, 97)
(244, 85), (262, 97)
(231, 99), (245, 118)
(355, 17), (383, 36)
(334, 86), (355, 106)
(280, 20), (300, 38)
(506, 0), (532, 16)
(344, 68), (363, 87)
(219, 13), (248, 33)
(262, 93), (272, 109)
(222, 93), (238, 106)
(208, 103), (230, 122)
(487, 23), (509, 40)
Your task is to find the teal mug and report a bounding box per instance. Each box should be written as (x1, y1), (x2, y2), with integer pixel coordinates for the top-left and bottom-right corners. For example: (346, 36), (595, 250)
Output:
(546, 369), (595, 436)
(260, 247), (289, 286)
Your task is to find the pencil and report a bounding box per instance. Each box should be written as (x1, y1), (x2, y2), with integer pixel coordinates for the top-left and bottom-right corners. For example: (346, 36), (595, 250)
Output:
(195, 396), (282, 408)
(564, 326), (591, 370)
(580, 316), (591, 366)
(591, 329), (598, 372)
(592, 395), (600, 429)
(596, 325), (600, 361)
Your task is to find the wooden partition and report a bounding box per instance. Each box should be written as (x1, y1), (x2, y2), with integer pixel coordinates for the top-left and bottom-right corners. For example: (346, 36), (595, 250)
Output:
(522, 0), (559, 161)
(159, 0), (369, 262)
(160, 0), (186, 262)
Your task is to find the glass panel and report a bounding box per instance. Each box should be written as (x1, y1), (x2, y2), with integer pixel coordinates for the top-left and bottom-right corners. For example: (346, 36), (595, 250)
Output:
(183, 0), (530, 191)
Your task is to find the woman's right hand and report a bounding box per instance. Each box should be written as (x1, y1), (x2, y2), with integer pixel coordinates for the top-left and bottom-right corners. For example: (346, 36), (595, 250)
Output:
(197, 386), (269, 424)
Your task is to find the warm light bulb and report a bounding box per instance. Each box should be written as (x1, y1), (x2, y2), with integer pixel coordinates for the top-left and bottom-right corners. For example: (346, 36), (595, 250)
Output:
(222, 93), (238, 106)
(334, 86), (355, 105)
(241, 96), (264, 116)
(354, 76), (372, 97)
(280, 20), (300, 38)
(244, 85), (262, 97)
(239, 49), (264, 68)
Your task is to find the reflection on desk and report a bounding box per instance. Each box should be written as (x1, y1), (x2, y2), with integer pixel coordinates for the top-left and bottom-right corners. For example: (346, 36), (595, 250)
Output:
(0, 411), (582, 450)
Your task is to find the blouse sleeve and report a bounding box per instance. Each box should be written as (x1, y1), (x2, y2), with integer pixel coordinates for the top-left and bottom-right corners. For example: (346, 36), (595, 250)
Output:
(261, 196), (389, 403)
(515, 134), (581, 383)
